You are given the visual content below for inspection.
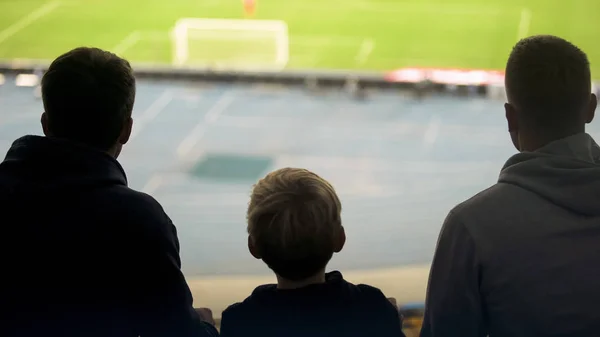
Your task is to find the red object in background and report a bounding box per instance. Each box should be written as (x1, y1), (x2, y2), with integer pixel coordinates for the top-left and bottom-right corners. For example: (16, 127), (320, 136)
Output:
(385, 67), (505, 86)
(244, 0), (256, 16)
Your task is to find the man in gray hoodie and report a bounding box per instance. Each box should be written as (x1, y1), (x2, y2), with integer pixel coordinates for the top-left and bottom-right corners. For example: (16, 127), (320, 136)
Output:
(421, 35), (599, 337)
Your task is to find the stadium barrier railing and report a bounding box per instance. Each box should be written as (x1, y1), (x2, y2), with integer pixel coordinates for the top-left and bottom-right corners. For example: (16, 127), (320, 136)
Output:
(0, 59), (505, 96)
(3, 59), (599, 98)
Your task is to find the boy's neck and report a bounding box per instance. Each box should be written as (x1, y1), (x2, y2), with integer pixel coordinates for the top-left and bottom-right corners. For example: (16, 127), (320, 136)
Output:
(276, 271), (326, 290)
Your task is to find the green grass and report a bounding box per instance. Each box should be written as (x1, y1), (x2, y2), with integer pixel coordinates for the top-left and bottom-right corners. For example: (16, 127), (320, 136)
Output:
(0, 0), (599, 77)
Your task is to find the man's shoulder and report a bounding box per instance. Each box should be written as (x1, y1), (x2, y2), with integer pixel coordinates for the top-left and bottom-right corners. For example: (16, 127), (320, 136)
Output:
(98, 184), (165, 213)
(444, 182), (538, 252)
(450, 182), (522, 221)
(110, 186), (165, 212)
(82, 187), (171, 233)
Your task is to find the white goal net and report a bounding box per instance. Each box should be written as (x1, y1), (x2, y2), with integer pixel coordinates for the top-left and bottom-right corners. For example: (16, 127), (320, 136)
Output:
(172, 18), (289, 71)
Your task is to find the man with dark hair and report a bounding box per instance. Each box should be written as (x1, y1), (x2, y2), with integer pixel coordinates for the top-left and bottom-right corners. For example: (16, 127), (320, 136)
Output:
(0, 47), (217, 337)
(421, 35), (599, 337)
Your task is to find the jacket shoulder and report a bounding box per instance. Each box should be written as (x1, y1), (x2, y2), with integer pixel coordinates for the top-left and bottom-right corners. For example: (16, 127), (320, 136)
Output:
(354, 283), (388, 300)
(94, 185), (173, 233)
(222, 284), (277, 317)
(101, 185), (166, 212)
(450, 182), (524, 220)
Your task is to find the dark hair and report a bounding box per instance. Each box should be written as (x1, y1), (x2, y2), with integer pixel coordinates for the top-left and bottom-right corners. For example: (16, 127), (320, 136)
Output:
(505, 35), (591, 130)
(42, 47), (136, 150)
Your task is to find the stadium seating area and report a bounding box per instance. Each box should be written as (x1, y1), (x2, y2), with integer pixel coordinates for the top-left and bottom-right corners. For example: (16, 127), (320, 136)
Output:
(2, 68), (600, 335)
(0, 73), (516, 275)
(2, 0), (600, 334)
(0, 73), (502, 333)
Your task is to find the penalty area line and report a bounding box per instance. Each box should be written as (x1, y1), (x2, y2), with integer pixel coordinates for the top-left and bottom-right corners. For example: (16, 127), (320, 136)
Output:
(517, 8), (532, 40)
(0, 1), (62, 45)
(355, 38), (375, 65)
(423, 115), (441, 147)
(142, 174), (164, 195)
(176, 92), (235, 159)
(129, 89), (175, 141)
(112, 31), (142, 56)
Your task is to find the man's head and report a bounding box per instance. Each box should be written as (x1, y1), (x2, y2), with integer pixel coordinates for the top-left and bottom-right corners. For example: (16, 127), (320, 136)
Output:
(41, 47), (136, 157)
(505, 35), (597, 151)
(247, 168), (345, 282)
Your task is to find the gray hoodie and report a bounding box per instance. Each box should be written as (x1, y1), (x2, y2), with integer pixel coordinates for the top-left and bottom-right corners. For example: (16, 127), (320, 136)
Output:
(421, 133), (600, 337)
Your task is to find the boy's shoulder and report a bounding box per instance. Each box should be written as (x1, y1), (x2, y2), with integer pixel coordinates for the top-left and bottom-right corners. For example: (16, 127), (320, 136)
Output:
(221, 272), (403, 337)
(326, 271), (391, 303)
(352, 282), (388, 297)
(223, 283), (277, 314)
(223, 271), (393, 317)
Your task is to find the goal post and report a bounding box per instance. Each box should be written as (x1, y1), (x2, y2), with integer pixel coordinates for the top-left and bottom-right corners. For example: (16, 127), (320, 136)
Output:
(172, 18), (289, 71)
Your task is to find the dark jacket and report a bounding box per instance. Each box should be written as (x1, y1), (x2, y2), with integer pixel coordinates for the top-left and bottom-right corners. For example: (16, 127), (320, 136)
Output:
(0, 136), (217, 337)
(221, 271), (405, 337)
(421, 133), (600, 337)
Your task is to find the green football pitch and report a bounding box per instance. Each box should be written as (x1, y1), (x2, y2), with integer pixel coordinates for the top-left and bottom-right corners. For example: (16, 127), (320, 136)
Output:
(0, 0), (599, 77)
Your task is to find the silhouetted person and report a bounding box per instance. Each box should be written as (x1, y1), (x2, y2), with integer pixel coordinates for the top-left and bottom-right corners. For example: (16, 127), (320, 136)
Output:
(0, 47), (217, 337)
(220, 168), (404, 337)
(421, 35), (600, 337)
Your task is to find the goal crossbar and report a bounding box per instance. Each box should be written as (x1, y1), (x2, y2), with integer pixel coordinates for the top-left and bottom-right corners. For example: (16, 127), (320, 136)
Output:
(175, 18), (288, 32)
(172, 18), (289, 71)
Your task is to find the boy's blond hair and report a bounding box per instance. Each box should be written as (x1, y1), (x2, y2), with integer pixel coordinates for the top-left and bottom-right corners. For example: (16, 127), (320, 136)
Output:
(247, 168), (342, 281)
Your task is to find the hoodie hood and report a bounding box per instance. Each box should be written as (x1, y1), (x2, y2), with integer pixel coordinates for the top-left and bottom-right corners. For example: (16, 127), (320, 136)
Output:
(0, 135), (127, 192)
(499, 133), (600, 216)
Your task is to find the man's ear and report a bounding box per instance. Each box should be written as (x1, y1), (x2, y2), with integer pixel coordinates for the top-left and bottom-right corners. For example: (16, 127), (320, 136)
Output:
(119, 117), (133, 145)
(586, 93), (597, 124)
(505, 103), (521, 151)
(41, 112), (50, 136)
(333, 226), (346, 253)
(505, 103), (518, 132)
(248, 235), (261, 259)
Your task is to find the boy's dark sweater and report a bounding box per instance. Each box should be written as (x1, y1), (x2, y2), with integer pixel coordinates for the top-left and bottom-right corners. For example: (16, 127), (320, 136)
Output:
(221, 271), (405, 337)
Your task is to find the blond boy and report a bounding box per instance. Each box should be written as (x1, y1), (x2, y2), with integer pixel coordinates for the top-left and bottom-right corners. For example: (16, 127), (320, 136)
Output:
(220, 168), (404, 337)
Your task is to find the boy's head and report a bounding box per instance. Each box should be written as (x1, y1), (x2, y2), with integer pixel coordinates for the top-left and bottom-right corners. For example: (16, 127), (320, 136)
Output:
(247, 168), (345, 281)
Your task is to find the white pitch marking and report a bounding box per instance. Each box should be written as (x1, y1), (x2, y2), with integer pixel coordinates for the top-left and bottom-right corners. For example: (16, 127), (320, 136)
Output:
(423, 116), (441, 146)
(0, 1), (62, 45)
(130, 90), (174, 140)
(176, 92), (235, 158)
(355, 38), (375, 65)
(517, 8), (532, 40)
(112, 31), (141, 56)
(142, 174), (163, 195)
